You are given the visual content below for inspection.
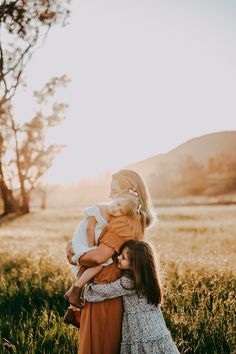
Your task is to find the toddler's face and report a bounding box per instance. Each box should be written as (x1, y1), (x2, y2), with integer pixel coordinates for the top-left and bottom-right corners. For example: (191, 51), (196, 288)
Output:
(108, 197), (127, 217)
(117, 248), (131, 270)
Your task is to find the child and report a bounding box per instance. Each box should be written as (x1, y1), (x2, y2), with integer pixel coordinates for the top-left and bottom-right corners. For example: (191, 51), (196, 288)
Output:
(64, 193), (139, 324)
(84, 240), (180, 354)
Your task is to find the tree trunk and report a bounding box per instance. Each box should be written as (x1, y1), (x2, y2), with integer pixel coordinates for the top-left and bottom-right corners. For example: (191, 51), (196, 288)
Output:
(12, 122), (30, 214)
(41, 188), (46, 209)
(0, 131), (19, 215)
(0, 159), (19, 215)
(20, 189), (30, 214)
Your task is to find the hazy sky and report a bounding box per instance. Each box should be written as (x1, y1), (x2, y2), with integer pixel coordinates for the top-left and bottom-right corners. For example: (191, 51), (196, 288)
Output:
(13, 0), (236, 184)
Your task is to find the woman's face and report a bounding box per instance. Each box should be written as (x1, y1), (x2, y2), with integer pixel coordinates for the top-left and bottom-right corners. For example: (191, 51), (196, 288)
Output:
(117, 248), (131, 270)
(109, 178), (124, 198)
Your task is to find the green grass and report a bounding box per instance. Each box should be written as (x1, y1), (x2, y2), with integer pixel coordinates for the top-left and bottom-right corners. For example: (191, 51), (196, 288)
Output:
(162, 264), (236, 354)
(0, 255), (78, 354)
(0, 255), (235, 354)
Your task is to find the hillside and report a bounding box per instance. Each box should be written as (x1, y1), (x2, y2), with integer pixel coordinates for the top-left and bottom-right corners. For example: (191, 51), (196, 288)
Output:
(129, 131), (236, 179)
(128, 131), (236, 198)
(168, 131), (236, 163)
(34, 131), (236, 208)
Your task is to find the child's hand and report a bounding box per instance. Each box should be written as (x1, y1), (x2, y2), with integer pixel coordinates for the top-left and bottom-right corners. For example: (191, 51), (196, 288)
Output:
(66, 241), (76, 265)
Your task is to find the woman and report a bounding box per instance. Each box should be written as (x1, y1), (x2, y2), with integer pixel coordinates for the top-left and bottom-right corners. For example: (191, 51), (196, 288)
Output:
(67, 169), (154, 354)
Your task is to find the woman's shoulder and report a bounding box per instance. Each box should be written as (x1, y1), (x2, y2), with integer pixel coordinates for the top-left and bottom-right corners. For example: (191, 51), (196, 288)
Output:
(109, 215), (129, 224)
(106, 215), (143, 239)
(98, 216), (141, 252)
(109, 214), (141, 226)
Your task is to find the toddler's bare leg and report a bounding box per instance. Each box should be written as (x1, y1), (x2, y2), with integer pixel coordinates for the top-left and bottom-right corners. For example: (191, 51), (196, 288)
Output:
(76, 265), (86, 280)
(64, 266), (86, 303)
(66, 266), (103, 308)
(75, 265), (103, 288)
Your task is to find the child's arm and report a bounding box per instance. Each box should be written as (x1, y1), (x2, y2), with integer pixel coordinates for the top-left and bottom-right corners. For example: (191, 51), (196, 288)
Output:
(84, 277), (135, 302)
(66, 241), (77, 265)
(86, 216), (97, 247)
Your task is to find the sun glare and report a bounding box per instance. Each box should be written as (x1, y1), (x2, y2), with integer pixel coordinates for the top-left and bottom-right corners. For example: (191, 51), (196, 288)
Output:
(10, 1), (236, 185)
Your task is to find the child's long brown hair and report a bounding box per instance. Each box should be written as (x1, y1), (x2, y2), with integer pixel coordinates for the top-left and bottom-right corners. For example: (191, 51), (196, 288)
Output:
(120, 240), (162, 306)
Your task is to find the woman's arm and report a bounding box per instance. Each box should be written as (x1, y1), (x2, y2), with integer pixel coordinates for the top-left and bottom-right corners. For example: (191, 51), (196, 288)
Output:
(66, 237), (114, 267)
(79, 243), (115, 266)
(84, 277), (135, 302)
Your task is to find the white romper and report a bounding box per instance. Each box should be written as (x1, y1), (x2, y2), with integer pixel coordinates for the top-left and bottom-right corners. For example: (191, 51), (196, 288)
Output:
(70, 205), (112, 277)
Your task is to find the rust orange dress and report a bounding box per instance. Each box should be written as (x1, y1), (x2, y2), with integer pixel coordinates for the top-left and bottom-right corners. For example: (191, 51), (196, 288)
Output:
(78, 215), (144, 354)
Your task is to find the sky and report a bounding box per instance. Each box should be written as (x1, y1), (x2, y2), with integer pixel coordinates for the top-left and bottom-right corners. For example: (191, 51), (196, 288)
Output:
(13, 0), (236, 184)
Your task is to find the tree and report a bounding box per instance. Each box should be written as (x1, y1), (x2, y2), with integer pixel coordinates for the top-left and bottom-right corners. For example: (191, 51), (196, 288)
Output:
(176, 156), (207, 195)
(13, 76), (70, 213)
(207, 153), (236, 176)
(0, 0), (70, 101)
(206, 154), (236, 195)
(15, 75), (69, 213)
(0, 0), (71, 214)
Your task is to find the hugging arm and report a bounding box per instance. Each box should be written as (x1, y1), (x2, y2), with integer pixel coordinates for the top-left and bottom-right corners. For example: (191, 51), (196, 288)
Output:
(79, 243), (115, 267)
(84, 277), (135, 302)
(66, 240), (113, 267)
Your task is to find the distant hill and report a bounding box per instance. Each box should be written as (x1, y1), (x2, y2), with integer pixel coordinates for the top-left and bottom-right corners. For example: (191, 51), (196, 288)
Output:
(39, 131), (236, 208)
(128, 131), (236, 179)
(168, 131), (236, 163)
(128, 131), (236, 198)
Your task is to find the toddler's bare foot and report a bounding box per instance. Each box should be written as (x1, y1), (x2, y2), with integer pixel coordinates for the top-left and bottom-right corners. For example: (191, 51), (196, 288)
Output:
(65, 285), (83, 309)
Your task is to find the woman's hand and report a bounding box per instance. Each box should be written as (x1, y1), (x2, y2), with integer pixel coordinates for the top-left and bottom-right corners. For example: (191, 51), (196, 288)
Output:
(66, 241), (77, 265)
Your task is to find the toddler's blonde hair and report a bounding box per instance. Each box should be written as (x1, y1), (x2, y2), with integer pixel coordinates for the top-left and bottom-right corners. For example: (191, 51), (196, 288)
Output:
(112, 169), (154, 229)
(116, 193), (139, 216)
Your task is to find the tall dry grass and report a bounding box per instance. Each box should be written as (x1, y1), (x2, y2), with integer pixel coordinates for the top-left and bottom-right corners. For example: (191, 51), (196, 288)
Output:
(0, 205), (235, 353)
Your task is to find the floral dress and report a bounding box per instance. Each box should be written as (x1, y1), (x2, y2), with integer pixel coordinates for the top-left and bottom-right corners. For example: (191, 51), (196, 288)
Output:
(84, 276), (180, 354)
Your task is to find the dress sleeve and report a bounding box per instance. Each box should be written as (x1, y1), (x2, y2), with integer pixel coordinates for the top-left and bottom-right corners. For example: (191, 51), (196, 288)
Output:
(83, 205), (99, 220)
(84, 276), (135, 302)
(99, 216), (138, 252)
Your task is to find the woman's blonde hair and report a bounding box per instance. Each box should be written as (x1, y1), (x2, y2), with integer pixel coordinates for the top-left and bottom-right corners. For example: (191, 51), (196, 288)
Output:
(112, 169), (154, 229)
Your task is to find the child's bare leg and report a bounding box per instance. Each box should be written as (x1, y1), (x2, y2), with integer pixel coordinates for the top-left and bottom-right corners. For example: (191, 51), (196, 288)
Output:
(76, 265), (86, 280)
(65, 265), (86, 298)
(66, 266), (103, 308)
(75, 265), (103, 288)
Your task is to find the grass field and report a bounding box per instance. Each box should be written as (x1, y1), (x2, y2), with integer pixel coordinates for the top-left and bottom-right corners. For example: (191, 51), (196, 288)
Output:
(0, 205), (235, 353)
